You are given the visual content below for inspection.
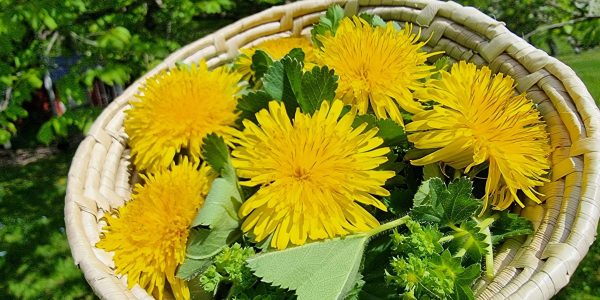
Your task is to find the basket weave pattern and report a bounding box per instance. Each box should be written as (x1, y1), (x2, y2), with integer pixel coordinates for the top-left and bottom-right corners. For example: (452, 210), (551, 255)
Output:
(65, 1), (600, 299)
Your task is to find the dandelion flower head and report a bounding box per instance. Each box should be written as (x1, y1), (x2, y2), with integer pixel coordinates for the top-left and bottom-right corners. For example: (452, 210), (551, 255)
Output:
(97, 159), (215, 300)
(125, 61), (240, 173)
(317, 17), (437, 126)
(232, 100), (395, 249)
(406, 61), (551, 211)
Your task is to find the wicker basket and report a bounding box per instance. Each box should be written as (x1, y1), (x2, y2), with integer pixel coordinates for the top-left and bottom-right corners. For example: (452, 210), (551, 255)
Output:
(65, 0), (600, 299)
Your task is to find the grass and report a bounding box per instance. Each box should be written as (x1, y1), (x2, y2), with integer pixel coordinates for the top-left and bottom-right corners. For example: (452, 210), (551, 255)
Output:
(557, 49), (600, 104)
(0, 49), (599, 300)
(0, 150), (94, 299)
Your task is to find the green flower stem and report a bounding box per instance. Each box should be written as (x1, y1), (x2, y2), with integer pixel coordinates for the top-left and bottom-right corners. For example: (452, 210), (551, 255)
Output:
(367, 215), (411, 237)
(474, 215), (498, 280)
(481, 225), (495, 279)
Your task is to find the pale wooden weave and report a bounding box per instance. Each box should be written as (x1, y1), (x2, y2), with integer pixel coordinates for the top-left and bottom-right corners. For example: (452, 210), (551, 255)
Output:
(65, 0), (600, 299)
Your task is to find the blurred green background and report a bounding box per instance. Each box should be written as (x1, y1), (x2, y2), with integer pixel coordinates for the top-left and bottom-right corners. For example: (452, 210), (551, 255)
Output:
(1, 0), (599, 299)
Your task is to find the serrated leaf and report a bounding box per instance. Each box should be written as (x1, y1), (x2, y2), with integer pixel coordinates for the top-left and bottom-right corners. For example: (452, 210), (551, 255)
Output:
(201, 134), (235, 181)
(410, 177), (481, 227)
(311, 5), (345, 47)
(298, 66), (338, 114)
(237, 90), (272, 123)
(247, 235), (369, 300)
(188, 178), (243, 260)
(490, 211), (533, 245)
(176, 256), (212, 280)
(262, 55), (303, 117)
(251, 50), (273, 81)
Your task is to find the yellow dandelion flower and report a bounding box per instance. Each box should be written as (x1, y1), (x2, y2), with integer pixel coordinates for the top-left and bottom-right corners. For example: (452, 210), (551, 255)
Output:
(232, 100), (395, 250)
(317, 17), (437, 126)
(97, 159), (215, 300)
(406, 61), (551, 211)
(235, 37), (317, 82)
(125, 61), (240, 173)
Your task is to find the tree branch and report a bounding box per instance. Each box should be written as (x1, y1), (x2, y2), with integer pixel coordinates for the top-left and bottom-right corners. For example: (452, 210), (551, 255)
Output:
(524, 16), (600, 40)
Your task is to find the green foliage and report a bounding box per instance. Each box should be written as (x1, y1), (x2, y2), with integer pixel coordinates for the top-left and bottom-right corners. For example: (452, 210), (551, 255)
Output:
(237, 90), (272, 123)
(0, 0), (288, 145)
(410, 177), (481, 227)
(198, 244), (294, 299)
(311, 5), (345, 47)
(247, 235), (369, 300)
(180, 134), (243, 275)
(36, 107), (100, 145)
(386, 220), (481, 300)
(298, 66), (338, 114)
(250, 50), (274, 82)
(490, 211), (534, 245)
(242, 49), (338, 118)
(353, 114), (409, 148)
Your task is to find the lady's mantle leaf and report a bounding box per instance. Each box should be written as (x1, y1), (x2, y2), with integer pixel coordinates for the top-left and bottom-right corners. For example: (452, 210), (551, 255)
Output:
(247, 235), (369, 300)
(411, 177), (481, 227)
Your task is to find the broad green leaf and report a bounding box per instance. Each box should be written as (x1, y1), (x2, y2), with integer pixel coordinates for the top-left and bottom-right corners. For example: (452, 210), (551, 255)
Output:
(490, 211), (533, 245)
(410, 177), (481, 227)
(247, 235), (369, 300)
(176, 256), (212, 280)
(188, 178), (243, 260)
(298, 66), (338, 114)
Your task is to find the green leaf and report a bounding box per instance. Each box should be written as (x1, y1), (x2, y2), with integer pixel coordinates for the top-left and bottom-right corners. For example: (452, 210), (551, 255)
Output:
(237, 90), (272, 123)
(298, 66), (338, 114)
(0, 128), (11, 144)
(36, 122), (55, 145)
(187, 178), (243, 260)
(410, 177), (481, 227)
(448, 220), (489, 263)
(201, 134), (235, 181)
(311, 5), (345, 47)
(353, 115), (408, 147)
(359, 13), (386, 27)
(176, 257), (212, 280)
(490, 211), (533, 245)
(262, 55), (303, 117)
(247, 235), (369, 300)
(251, 50), (273, 81)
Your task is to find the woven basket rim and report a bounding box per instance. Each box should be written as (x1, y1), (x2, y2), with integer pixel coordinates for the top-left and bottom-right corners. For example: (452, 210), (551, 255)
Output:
(65, 1), (600, 299)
